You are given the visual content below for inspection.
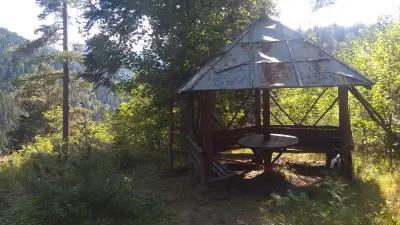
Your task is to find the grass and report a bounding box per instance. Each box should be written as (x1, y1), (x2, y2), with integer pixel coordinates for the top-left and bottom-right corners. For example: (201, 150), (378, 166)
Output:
(1, 147), (399, 225)
(121, 152), (400, 225)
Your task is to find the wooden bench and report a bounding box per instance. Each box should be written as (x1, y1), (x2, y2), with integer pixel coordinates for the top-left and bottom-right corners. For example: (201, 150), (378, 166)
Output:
(209, 161), (234, 182)
(185, 136), (235, 182)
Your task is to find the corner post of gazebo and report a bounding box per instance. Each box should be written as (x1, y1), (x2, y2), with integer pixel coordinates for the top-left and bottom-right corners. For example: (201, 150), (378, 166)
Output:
(254, 90), (261, 128)
(179, 93), (193, 136)
(262, 89), (271, 139)
(338, 86), (354, 179)
(262, 89), (272, 162)
(199, 90), (217, 180)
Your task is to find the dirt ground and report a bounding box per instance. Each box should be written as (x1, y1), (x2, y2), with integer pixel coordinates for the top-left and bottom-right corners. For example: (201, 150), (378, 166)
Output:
(132, 153), (332, 225)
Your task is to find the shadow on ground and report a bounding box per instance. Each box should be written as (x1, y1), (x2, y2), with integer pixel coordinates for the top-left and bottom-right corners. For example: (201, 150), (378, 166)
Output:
(0, 150), (391, 225)
(150, 156), (389, 225)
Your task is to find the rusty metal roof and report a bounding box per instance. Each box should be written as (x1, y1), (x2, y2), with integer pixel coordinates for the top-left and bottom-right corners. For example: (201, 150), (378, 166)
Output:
(179, 16), (373, 92)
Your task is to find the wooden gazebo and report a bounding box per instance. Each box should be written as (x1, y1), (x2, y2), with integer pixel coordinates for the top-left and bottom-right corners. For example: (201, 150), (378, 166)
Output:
(178, 13), (373, 183)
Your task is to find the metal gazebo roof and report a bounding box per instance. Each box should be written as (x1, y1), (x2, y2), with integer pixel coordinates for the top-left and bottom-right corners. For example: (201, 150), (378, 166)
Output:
(179, 15), (373, 93)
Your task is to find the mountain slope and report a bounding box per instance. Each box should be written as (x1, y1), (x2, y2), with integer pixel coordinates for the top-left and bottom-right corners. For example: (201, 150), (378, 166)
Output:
(0, 28), (120, 153)
(0, 28), (34, 88)
(0, 28), (34, 152)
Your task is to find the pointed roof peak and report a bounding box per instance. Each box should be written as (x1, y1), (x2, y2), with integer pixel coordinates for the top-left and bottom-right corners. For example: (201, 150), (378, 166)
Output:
(258, 8), (274, 24)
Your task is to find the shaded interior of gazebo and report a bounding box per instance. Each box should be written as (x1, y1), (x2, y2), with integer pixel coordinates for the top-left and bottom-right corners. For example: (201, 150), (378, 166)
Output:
(179, 14), (373, 183)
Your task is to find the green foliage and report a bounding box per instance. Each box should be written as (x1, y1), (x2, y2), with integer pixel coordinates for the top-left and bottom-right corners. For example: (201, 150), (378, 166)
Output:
(0, 28), (36, 151)
(2, 1), (400, 225)
(272, 88), (339, 126)
(0, 104), (169, 225)
(82, 0), (276, 106)
(83, 0), (275, 86)
(0, 91), (18, 153)
(340, 20), (400, 155)
(82, 0), (276, 167)
(0, 142), (168, 225)
(0, 28), (34, 84)
(265, 178), (366, 225)
(111, 83), (170, 167)
(15, 0), (79, 53)
(262, 155), (400, 225)
(305, 24), (367, 54)
(311, 0), (336, 11)
(7, 63), (101, 150)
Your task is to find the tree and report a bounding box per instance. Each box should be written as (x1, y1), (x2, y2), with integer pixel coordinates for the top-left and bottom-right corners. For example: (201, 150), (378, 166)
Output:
(7, 64), (61, 150)
(62, 0), (70, 152)
(311, 0), (336, 11)
(0, 28), (37, 152)
(31, 0), (77, 153)
(7, 60), (101, 150)
(81, 0), (275, 167)
(340, 20), (400, 159)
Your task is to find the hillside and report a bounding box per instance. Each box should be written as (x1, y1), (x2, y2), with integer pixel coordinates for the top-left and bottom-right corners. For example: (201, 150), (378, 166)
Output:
(0, 28), (35, 87)
(0, 28), (119, 153)
(0, 28), (34, 152)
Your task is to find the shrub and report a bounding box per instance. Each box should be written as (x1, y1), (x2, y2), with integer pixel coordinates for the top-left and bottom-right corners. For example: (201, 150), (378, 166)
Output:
(0, 137), (169, 225)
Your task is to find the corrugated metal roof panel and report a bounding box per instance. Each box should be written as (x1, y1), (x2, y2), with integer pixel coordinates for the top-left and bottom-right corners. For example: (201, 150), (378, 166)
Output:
(196, 65), (252, 90)
(179, 16), (373, 92)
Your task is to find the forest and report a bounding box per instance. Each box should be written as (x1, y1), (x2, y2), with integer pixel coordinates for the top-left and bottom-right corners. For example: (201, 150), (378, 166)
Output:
(0, 0), (399, 224)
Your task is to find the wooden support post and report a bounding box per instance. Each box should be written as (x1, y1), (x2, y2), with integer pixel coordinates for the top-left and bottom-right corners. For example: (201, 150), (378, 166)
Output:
(189, 94), (195, 136)
(180, 94), (193, 136)
(255, 90), (261, 128)
(180, 96), (187, 134)
(199, 91), (216, 183)
(263, 89), (271, 141)
(339, 87), (354, 180)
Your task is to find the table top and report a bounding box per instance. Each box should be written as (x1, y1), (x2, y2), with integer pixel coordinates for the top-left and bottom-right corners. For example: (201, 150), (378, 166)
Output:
(238, 133), (299, 149)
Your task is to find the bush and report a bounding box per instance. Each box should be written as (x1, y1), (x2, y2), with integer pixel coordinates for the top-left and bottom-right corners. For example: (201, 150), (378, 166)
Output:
(263, 167), (400, 225)
(263, 177), (364, 225)
(0, 136), (170, 225)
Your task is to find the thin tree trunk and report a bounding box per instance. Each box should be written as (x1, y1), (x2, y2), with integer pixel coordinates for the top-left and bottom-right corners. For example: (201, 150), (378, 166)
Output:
(168, 80), (174, 170)
(62, 0), (70, 154)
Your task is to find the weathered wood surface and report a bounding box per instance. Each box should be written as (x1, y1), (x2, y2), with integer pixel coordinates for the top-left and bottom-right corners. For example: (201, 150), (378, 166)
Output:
(199, 91), (216, 181)
(186, 136), (206, 183)
(210, 161), (234, 182)
(179, 94), (193, 135)
(238, 133), (298, 149)
(213, 125), (340, 152)
(254, 90), (261, 128)
(262, 90), (271, 140)
(339, 87), (354, 179)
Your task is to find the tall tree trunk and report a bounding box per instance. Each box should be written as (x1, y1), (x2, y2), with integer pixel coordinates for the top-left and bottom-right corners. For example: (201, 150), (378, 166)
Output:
(62, 0), (70, 154)
(168, 79), (174, 170)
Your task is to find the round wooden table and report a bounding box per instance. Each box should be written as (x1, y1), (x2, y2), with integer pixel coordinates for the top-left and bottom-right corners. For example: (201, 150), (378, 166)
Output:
(238, 133), (299, 170)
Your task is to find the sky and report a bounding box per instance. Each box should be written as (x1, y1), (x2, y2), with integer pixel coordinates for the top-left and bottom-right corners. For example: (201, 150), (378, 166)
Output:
(0, 0), (83, 45)
(276, 0), (400, 29)
(0, 0), (399, 46)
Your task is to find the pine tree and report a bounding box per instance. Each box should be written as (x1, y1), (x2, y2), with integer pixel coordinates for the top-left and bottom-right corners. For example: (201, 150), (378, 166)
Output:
(31, 0), (77, 153)
(61, 0), (70, 152)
